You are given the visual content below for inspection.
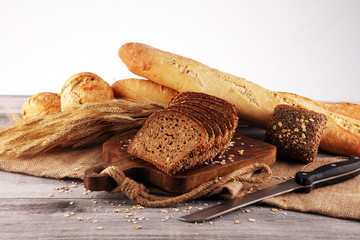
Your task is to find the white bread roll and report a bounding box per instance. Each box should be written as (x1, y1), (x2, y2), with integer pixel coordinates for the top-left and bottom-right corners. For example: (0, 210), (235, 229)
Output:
(61, 72), (114, 111)
(22, 92), (61, 120)
(118, 42), (360, 156)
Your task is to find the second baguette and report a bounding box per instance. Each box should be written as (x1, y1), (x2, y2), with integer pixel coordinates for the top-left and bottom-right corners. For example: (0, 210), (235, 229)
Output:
(112, 78), (178, 106)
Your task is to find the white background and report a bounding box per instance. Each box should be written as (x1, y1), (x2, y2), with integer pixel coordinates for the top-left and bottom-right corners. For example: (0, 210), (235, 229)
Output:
(0, 0), (359, 102)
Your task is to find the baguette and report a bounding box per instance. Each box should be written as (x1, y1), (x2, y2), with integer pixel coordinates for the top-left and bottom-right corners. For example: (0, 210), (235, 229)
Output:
(320, 101), (360, 121)
(119, 42), (360, 156)
(280, 92), (360, 121)
(112, 78), (178, 106)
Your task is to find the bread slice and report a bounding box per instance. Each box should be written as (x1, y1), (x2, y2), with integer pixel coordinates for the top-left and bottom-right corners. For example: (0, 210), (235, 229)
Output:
(175, 102), (228, 149)
(170, 92), (237, 116)
(127, 109), (208, 175)
(170, 93), (238, 145)
(165, 105), (217, 161)
(170, 93), (238, 132)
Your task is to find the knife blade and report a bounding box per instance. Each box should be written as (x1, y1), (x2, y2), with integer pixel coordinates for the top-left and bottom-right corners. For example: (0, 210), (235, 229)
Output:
(179, 156), (360, 222)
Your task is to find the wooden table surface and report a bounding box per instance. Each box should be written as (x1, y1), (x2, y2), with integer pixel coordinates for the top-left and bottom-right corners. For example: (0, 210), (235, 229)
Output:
(0, 95), (359, 240)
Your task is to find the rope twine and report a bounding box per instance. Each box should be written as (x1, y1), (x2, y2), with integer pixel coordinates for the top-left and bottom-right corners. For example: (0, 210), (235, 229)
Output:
(100, 163), (272, 207)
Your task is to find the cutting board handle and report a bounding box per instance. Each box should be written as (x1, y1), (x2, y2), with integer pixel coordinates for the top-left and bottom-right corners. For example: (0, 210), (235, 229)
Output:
(84, 158), (146, 192)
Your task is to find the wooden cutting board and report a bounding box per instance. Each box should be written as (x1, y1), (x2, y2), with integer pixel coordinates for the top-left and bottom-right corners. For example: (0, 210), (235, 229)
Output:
(84, 132), (276, 194)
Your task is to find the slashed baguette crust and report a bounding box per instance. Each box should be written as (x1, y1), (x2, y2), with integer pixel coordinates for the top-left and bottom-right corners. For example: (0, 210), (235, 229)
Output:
(119, 42), (360, 156)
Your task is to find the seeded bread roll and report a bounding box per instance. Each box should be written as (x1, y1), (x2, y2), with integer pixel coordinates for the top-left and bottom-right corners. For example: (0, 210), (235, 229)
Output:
(119, 42), (360, 156)
(22, 92), (61, 120)
(61, 72), (114, 111)
(112, 78), (178, 106)
(265, 105), (327, 163)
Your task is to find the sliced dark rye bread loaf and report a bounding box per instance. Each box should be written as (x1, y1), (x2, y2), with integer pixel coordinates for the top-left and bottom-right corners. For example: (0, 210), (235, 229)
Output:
(128, 92), (239, 175)
(169, 92), (238, 131)
(173, 102), (229, 151)
(174, 100), (236, 155)
(128, 109), (209, 175)
(170, 92), (238, 117)
(165, 105), (218, 161)
(170, 92), (238, 153)
(169, 94), (238, 147)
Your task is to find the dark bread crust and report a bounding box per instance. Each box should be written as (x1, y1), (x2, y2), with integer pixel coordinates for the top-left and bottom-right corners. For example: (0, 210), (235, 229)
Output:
(264, 105), (327, 163)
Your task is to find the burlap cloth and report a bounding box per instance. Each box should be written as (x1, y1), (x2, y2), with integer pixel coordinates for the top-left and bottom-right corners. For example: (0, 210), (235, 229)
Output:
(0, 145), (359, 220)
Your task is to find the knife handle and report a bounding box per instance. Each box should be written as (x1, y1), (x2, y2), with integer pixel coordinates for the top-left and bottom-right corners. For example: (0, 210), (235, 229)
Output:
(295, 156), (360, 193)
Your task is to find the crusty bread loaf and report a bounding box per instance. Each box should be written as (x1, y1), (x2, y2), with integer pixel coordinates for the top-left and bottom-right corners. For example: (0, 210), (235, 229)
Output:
(128, 92), (238, 175)
(119, 42), (360, 156)
(265, 105), (327, 163)
(280, 92), (360, 121)
(61, 72), (114, 111)
(111, 77), (360, 122)
(320, 101), (360, 121)
(112, 78), (178, 106)
(22, 92), (61, 120)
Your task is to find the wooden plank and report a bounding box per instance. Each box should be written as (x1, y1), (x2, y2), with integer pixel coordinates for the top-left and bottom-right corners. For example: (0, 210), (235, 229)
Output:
(86, 132), (276, 193)
(0, 198), (359, 239)
(0, 95), (29, 114)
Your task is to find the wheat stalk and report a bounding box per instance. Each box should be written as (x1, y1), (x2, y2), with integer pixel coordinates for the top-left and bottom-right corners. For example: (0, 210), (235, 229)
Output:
(0, 99), (162, 158)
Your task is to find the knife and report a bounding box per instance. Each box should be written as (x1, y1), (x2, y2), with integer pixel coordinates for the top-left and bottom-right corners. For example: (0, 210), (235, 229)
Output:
(179, 156), (360, 222)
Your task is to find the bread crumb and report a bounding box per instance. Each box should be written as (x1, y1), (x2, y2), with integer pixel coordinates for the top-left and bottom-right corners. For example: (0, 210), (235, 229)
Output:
(234, 220), (240, 224)
(248, 218), (256, 222)
(96, 227), (104, 230)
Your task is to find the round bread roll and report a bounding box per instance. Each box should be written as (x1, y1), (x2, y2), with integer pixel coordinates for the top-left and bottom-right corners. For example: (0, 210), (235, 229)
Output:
(112, 78), (178, 106)
(22, 92), (61, 120)
(61, 72), (114, 111)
